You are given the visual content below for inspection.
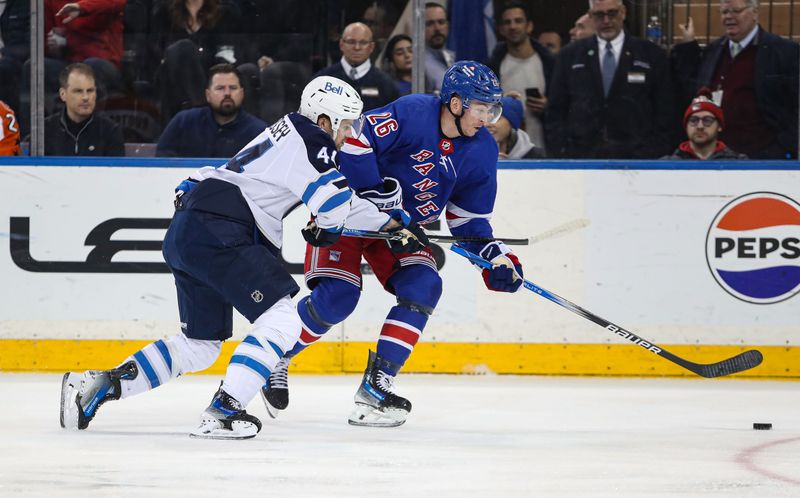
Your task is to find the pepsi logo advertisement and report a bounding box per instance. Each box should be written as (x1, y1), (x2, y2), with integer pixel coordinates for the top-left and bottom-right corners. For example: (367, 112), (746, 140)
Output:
(706, 192), (800, 304)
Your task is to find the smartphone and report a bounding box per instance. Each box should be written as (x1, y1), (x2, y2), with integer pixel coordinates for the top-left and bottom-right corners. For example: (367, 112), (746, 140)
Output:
(525, 87), (542, 99)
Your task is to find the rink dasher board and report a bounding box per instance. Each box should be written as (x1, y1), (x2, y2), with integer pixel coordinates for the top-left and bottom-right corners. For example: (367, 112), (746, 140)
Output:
(0, 160), (797, 377)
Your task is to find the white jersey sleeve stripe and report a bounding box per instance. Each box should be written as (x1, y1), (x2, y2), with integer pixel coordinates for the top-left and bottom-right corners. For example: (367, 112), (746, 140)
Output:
(301, 170), (345, 204)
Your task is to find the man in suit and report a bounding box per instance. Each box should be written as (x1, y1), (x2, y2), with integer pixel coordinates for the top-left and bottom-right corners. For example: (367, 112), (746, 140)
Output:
(316, 22), (399, 111)
(546, 0), (673, 159)
(671, 0), (799, 159)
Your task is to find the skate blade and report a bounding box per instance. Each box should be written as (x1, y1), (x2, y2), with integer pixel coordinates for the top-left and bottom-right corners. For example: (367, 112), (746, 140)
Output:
(60, 372), (82, 430)
(260, 389), (284, 420)
(189, 416), (259, 440)
(347, 403), (407, 428)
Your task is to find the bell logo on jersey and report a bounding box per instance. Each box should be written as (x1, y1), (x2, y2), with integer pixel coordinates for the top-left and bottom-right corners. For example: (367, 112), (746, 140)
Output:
(705, 192), (800, 304)
(324, 82), (344, 95)
(251, 290), (264, 303)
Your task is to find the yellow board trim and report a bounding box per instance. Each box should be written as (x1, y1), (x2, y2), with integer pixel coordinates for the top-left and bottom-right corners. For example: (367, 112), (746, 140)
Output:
(0, 339), (797, 378)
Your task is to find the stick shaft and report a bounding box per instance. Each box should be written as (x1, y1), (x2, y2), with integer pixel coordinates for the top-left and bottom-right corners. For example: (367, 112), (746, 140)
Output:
(449, 245), (763, 378)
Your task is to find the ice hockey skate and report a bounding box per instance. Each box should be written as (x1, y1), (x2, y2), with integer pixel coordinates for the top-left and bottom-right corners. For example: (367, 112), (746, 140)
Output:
(60, 360), (138, 430)
(260, 356), (290, 418)
(190, 385), (262, 440)
(348, 350), (411, 427)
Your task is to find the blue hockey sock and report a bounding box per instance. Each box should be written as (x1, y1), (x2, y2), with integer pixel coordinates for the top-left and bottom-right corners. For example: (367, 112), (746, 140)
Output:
(376, 305), (429, 375)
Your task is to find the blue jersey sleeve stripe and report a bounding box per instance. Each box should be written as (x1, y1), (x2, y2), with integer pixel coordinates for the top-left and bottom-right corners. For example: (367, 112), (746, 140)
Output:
(153, 339), (173, 375)
(229, 354), (273, 383)
(242, 335), (263, 349)
(267, 340), (284, 359)
(301, 170), (344, 205)
(318, 189), (352, 214)
(133, 351), (161, 389)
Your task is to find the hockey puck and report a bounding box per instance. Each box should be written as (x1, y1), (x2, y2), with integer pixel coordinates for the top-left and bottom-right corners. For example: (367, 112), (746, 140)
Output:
(753, 423), (772, 430)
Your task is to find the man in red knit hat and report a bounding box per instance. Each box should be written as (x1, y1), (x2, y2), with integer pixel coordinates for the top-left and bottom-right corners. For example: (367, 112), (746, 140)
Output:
(664, 90), (747, 160)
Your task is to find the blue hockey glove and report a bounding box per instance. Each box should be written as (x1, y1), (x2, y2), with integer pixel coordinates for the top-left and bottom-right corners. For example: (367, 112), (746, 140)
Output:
(479, 242), (523, 292)
(383, 209), (429, 253)
(302, 221), (342, 248)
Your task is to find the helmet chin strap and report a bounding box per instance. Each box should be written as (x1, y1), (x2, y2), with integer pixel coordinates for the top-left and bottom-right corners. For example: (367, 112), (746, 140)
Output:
(447, 100), (466, 137)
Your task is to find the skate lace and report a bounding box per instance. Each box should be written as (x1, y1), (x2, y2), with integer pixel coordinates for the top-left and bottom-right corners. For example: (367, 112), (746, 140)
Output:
(375, 371), (397, 394)
(269, 358), (290, 389)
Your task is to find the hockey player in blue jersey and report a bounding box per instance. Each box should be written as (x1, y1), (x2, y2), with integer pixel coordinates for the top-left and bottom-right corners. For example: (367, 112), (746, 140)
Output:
(59, 76), (427, 439)
(262, 61), (525, 427)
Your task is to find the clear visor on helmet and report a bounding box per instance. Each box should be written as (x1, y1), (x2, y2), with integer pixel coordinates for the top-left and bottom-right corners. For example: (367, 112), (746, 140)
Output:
(335, 114), (365, 139)
(465, 100), (503, 124)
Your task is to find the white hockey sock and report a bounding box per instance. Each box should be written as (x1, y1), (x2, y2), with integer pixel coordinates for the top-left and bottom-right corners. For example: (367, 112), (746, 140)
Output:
(222, 296), (300, 406)
(120, 334), (222, 398)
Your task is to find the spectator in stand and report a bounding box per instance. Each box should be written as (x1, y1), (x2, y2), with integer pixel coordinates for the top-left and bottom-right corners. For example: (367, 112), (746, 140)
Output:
(382, 34), (435, 96)
(546, 0), (673, 159)
(487, 1), (554, 153)
(665, 89), (747, 160)
(362, 0), (401, 62)
(149, 0), (248, 125)
(0, 100), (21, 156)
(44, 63), (124, 156)
(569, 13), (595, 43)
(538, 31), (563, 54)
(43, 0), (125, 108)
(424, 2), (455, 92)
(315, 22), (399, 111)
(488, 96), (544, 159)
(670, 1), (799, 159)
(0, 0), (30, 122)
(157, 63), (265, 158)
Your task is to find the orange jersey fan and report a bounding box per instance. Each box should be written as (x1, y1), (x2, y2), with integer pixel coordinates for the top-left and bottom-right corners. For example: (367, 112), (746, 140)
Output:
(0, 100), (21, 156)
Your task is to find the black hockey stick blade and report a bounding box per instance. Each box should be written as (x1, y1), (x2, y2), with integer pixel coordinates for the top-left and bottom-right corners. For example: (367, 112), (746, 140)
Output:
(449, 245), (765, 378)
(665, 349), (764, 378)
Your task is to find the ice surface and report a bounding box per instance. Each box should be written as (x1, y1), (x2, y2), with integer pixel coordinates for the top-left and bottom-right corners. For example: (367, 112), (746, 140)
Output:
(0, 373), (798, 497)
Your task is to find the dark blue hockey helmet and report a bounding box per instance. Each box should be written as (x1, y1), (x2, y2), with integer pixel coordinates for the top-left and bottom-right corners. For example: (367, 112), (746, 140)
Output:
(440, 60), (503, 122)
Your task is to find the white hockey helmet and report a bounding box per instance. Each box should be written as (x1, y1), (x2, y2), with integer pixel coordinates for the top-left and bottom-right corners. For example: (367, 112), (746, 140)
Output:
(299, 76), (364, 137)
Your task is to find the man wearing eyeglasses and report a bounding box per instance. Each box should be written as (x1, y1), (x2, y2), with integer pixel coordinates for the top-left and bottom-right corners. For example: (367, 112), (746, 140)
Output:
(671, 0), (799, 159)
(316, 22), (399, 111)
(664, 89), (746, 159)
(546, 0), (673, 159)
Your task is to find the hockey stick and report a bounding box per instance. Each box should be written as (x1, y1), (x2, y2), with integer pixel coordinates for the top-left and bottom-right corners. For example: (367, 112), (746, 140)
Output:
(528, 218), (591, 244)
(342, 228), (530, 245)
(449, 245), (763, 378)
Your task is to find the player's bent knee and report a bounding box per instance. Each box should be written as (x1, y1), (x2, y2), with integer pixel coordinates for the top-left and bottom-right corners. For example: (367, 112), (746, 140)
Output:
(310, 278), (360, 325)
(166, 333), (222, 374)
(392, 266), (442, 311)
(252, 296), (302, 354)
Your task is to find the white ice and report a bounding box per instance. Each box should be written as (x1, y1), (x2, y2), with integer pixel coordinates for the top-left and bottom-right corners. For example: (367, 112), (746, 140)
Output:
(0, 373), (798, 498)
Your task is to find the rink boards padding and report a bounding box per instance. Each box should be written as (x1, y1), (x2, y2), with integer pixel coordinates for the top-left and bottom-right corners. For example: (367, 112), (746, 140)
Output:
(0, 159), (798, 377)
(1, 339), (797, 378)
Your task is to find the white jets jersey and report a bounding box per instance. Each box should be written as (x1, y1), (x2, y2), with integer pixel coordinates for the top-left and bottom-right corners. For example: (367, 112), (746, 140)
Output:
(190, 112), (390, 248)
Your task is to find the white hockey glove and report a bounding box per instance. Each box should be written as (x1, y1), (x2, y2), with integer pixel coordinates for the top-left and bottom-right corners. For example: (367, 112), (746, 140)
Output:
(360, 177), (403, 211)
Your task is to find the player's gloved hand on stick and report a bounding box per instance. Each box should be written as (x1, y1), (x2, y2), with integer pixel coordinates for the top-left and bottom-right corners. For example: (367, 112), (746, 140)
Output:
(383, 209), (429, 253)
(478, 241), (523, 292)
(174, 177), (199, 207)
(302, 220), (343, 248)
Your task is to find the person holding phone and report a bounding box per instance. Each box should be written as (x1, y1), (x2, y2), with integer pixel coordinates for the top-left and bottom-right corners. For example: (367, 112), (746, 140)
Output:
(487, 1), (554, 152)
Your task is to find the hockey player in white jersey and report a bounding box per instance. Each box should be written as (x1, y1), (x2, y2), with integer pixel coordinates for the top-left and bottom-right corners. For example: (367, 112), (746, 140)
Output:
(59, 76), (428, 439)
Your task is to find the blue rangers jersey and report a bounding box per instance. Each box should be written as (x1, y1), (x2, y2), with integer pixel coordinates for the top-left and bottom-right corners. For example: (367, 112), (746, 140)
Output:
(187, 112), (391, 248)
(339, 93), (500, 247)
